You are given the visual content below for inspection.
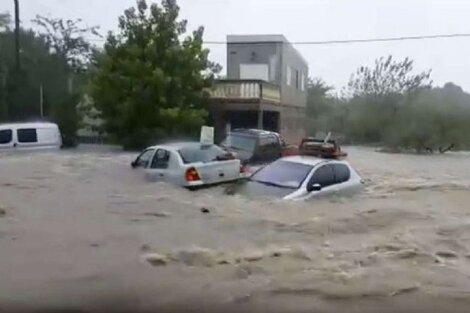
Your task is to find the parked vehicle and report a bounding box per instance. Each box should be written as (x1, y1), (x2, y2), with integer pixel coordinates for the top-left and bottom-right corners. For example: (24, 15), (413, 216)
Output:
(0, 122), (62, 151)
(131, 142), (242, 188)
(226, 139), (363, 200)
(220, 129), (298, 165)
(227, 156), (363, 200)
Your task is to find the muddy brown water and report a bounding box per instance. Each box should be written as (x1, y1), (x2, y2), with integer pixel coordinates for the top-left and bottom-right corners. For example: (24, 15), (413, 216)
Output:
(1, 146), (470, 313)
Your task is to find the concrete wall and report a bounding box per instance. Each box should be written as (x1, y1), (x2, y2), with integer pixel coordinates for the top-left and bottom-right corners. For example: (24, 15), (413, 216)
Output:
(226, 42), (283, 84)
(280, 43), (309, 108)
(279, 105), (306, 144)
(226, 35), (309, 109)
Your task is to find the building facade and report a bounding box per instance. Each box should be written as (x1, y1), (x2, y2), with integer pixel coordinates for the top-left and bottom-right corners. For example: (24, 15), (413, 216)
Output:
(208, 35), (309, 144)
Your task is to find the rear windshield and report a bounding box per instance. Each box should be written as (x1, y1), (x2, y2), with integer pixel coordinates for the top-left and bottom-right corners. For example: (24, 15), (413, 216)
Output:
(251, 160), (313, 189)
(178, 145), (228, 164)
(222, 134), (256, 152)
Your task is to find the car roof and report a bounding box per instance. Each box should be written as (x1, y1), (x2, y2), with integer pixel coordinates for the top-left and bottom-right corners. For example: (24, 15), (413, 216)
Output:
(280, 155), (350, 167)
(0, 122), (58, 129)
(229, 129), (279, 137)
(148, 142), (220, 150)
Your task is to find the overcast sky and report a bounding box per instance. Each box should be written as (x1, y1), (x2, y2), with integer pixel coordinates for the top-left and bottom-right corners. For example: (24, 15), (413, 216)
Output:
(2, 0), (470, 91)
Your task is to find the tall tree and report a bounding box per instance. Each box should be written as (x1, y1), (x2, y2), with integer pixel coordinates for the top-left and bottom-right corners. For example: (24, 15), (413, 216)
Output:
(32, 16), (101, 146)
(348, 55), (432, 97)
(32, 15), (101, 72)
(90, 0), (220, 149)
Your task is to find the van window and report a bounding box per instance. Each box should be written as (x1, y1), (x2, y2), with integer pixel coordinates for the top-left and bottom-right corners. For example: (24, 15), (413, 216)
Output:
(0, 129), (12, 144)
(17, 129), (38, 143)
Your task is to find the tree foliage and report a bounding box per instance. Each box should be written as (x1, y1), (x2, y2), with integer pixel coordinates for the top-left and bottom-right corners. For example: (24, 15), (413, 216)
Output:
(307, 57), (470, 152)
(348, 55), (432, 97)
(32, 15), (101, 72)
(0, 13), (98, 146)
(91, 0), (220, 149)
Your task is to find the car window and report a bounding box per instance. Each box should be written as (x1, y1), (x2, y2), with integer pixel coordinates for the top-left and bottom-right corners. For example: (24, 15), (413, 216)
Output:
(151, 149), (170, 168)
(334, 164), (351, 183)
(222, 135), (256, 152)
(0, 129), (12, 144)
(251, 160), (313, 189)
(310, 164), (335, 188)
(136, 149), (154, 168)
(17, 128), (38, 143)
(178, 145), (226, 164)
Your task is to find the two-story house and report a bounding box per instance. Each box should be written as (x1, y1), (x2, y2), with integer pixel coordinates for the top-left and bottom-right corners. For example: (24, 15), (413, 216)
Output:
(208, 34), (309, 144)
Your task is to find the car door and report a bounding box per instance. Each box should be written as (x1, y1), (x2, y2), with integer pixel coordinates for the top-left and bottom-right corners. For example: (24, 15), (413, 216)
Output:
(0, 128), (14, 151)
(144, 149), (172, 182)
(132, 149), (156, 169)
(268, 135), (282, 160)
(332, 163), (360, 196)
(257, 137), (272, 162)
(306, 164), (337, 198)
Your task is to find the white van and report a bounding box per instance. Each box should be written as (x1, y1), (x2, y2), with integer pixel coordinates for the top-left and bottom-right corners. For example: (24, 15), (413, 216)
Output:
(0, 122), (62, 151)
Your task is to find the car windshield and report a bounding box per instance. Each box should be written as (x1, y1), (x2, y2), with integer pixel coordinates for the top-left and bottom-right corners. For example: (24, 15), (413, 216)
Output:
(221, 134), (256, 152)
(178, 144), (228, 164)
(251, 160), (313, 189)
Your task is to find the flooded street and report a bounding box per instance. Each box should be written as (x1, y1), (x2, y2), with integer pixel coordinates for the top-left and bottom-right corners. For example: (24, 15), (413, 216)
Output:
(2, 146), (470, 312)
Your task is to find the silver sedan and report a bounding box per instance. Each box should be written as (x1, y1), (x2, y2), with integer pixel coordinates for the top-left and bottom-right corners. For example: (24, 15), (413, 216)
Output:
(131, 142), (242, 188)
(228, 155), (364, 201)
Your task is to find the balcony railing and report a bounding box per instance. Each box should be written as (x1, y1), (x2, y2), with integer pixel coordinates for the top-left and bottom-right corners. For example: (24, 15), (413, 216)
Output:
(208, 80), (281, 104)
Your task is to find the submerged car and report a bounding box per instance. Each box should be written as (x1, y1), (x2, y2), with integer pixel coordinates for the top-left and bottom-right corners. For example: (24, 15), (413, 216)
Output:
(227, 155), (364, 201)
(131, 142), (242, 188)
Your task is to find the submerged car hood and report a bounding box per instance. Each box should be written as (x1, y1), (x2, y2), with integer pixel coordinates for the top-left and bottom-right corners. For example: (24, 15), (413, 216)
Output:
(228, 180), (295, 200)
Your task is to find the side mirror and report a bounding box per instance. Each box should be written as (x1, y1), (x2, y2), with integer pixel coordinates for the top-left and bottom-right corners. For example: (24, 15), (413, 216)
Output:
(307, 183), (322, 192)
(131, 160), (138, 168)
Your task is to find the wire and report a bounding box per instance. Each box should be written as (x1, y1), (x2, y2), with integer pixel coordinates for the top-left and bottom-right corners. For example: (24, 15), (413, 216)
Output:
(204, 33), (470, 45)
(87, 32), (470, 45)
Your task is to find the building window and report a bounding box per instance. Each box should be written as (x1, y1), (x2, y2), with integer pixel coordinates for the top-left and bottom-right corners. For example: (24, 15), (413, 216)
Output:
(301, 74), (306, 91)
(295, 70), (300, 89)
(286, 66), (292, 86)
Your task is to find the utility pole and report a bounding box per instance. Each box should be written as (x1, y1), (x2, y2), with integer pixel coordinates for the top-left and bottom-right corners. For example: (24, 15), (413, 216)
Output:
(1, 67), (8, 120)
(14, 0), (20, 70)
(39, 84), (44, 118)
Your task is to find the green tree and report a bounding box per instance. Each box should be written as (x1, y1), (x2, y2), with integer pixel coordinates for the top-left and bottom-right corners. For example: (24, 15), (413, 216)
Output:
(90, 0), (220, 150)
(0, 27), (69, 121)
(348, 55), (432, 97)
(32, 16), (101, 146)
(32, 15), (101, 73)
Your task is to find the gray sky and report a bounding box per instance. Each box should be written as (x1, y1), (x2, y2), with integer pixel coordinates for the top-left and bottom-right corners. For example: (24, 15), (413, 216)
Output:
(2, 0), (470, 91)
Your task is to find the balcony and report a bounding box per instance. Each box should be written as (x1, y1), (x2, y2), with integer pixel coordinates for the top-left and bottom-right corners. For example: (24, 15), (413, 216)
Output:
(208, 80), (281, 104)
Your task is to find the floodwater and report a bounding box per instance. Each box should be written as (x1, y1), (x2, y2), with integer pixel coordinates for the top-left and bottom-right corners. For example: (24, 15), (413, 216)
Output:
(1, 146), (470, 313)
